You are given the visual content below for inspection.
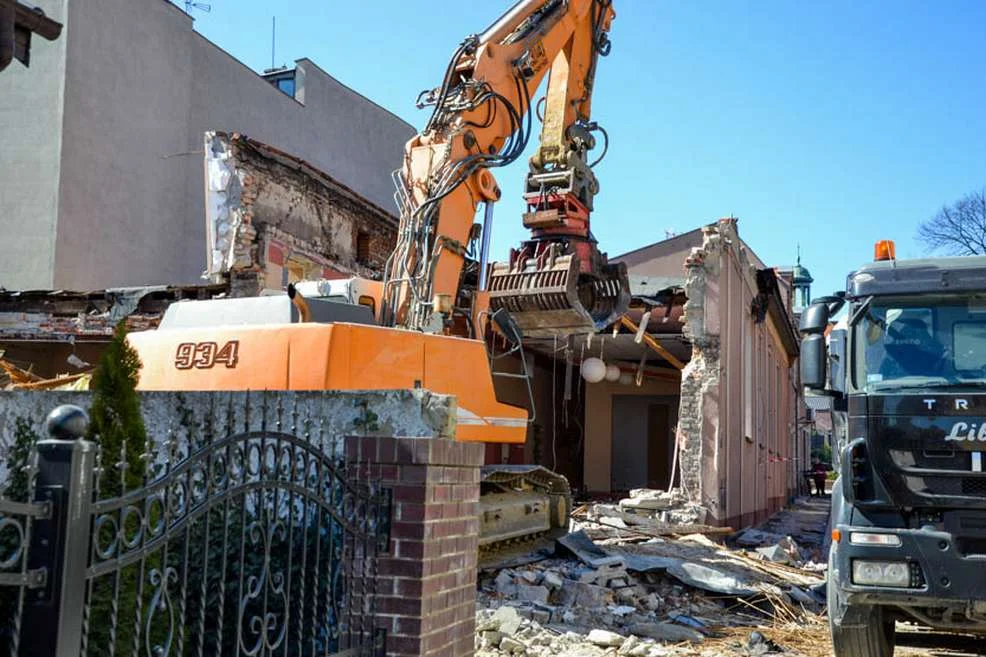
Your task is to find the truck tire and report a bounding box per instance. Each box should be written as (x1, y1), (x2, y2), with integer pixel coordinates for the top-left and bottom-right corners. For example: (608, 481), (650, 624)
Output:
(828, 549), (895, 657)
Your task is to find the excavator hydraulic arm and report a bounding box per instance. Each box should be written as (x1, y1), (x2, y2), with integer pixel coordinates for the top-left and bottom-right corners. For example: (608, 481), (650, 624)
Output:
(383, 0), (629, 340)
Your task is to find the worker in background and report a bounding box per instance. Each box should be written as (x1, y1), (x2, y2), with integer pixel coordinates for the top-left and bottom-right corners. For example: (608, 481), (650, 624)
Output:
(811, 458), (827, 497)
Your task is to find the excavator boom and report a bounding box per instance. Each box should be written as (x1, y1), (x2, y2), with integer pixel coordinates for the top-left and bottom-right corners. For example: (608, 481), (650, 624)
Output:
(383, 0), (629, 339)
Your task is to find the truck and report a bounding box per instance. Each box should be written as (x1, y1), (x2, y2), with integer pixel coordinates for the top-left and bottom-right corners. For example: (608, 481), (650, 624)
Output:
(800, 239), (986, 657)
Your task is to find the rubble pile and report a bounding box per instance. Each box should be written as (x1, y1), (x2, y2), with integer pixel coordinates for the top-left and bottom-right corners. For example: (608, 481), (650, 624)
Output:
(571, 489), (724, 544)
(476, 494), (830, 657)
(618, 489), (707, 526)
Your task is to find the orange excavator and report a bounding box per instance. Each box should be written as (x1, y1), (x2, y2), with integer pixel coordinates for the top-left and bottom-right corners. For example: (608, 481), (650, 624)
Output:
(129, 0), (628, 556)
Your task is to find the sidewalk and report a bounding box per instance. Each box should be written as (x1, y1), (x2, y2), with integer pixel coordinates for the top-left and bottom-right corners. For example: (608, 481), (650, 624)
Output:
(753, 495), (833, 562)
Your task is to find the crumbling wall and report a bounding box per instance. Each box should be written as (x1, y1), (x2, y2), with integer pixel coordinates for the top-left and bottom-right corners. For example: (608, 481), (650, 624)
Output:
(677, 218), (803, 527)
(678, 223), (725, 518)
(204, 132), (397, 296)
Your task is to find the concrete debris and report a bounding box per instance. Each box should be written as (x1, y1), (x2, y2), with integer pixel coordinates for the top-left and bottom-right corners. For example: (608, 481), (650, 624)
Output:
(746, 630), (784, 655)
(496, 570), (518, 596)
(733, 528), (786, 548)
(579, 498), (728, 540)
(477, 496), (833, 657)
(627, 621), (704, 644)
(516, 585), (550, 604)
(755, 537), (803, 565)
(477, 606), (524, 637)
(500, 636), (527, 654)
(666, 561), (757, 596)
(586, 629), (625, 647)
(519, 570), (540, 584)
(620, 488), (685, 511)
(559, 530), (621, 567)
(542, 571), (564, 590)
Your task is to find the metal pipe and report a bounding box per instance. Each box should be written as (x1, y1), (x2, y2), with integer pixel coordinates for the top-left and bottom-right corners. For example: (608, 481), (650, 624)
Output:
(478, 201), (495, 291)
(634, 310), (652, 343)
(620, 315), (686, 370)
(287, 283), (311, 322)
(479, 0), (534, 44)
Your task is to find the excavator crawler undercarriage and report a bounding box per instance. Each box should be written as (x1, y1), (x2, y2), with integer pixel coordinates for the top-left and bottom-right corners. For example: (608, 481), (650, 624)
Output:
(478, 465), (572, 568)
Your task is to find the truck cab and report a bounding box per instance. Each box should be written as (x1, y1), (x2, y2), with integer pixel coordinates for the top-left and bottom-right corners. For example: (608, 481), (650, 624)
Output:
(801, 243), (986, 656)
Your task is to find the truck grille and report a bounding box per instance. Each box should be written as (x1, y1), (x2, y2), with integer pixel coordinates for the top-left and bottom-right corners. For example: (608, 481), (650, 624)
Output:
(888, 449), (986, 501)
(904, 476), (986, 497)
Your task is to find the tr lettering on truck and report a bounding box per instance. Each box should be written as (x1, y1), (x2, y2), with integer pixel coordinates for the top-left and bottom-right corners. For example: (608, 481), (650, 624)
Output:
(175, 341), (240, 370)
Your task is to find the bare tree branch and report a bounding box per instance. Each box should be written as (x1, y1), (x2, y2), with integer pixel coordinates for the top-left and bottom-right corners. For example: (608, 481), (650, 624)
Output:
(917, 187), (986, 255)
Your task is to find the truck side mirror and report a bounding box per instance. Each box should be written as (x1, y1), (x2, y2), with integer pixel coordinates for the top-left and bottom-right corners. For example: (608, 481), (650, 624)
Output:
(801, 334), (827, 390)
(800, 295), (841, 334)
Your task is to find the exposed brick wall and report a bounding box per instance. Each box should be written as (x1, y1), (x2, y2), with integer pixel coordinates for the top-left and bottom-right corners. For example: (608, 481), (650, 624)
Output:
(204, 132), (398, 297)
(678, 218), (802, 527)
(679, 223), (723, 517)
(347, 435), (484, 657)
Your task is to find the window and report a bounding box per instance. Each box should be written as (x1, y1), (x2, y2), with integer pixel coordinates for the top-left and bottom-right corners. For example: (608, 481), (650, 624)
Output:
(954, 323), (986, 373)
(744, 318), (753, 439)
(852, 294), (986, 390)
(262, 68), (296, 99)
(276, 77), (295, 97)
(356, 231), (371, 265)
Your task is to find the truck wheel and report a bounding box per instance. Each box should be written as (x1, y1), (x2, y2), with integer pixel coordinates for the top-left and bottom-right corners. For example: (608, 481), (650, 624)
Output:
(828, 551), (895, 657)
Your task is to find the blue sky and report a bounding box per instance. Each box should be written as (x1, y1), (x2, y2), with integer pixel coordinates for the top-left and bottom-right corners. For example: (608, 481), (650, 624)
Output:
(184, 0), (986, 298)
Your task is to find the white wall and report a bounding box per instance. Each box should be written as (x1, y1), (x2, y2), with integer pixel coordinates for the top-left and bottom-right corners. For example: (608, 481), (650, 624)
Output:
(0, 0), (69, 289)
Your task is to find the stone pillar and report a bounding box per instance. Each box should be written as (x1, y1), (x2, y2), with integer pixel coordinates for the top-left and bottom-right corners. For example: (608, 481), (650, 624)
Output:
(348, 435), (484, 657)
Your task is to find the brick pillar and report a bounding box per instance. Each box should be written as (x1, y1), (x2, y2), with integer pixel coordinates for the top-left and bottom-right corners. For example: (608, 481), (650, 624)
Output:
(348, 435), (484, 657)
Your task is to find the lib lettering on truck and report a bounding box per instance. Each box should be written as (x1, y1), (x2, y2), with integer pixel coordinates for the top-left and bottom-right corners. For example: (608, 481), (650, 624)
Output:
(945, 421), (986, 442)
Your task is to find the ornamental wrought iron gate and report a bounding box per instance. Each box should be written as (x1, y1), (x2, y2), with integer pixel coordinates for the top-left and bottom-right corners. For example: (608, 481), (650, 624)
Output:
(0, 395), (391, 657)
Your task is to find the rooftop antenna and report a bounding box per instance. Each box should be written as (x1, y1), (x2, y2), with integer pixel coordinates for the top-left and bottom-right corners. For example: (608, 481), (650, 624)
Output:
(184, 1), (211, 14)
(271, 16), (276, 70)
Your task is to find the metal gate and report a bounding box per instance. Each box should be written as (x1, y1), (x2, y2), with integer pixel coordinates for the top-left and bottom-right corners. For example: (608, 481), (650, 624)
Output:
(0, 395), (391, 657)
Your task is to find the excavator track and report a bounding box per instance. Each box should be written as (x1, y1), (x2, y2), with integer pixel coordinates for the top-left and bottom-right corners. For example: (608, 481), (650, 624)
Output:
(477, 465), (572, 569)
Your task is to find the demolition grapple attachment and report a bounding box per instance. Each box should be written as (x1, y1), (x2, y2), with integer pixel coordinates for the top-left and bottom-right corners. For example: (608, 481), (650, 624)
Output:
(487, 242), (630, 339)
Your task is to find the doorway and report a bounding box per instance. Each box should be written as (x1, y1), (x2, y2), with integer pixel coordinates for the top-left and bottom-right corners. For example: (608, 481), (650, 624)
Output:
(610, 395), (678, 491)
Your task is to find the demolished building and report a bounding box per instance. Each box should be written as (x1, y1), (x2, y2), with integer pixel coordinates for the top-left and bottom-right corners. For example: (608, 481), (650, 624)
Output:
(1, 130), (398, 381)
(0, 0), (413, 291)
(203, 131), (397, 296)
(504, 219), (807, 528)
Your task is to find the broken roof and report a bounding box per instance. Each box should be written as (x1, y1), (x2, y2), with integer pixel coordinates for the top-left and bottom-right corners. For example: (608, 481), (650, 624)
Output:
(0, 283), (228, 341)
(218, 131), (399, 224)
(754, 268), (800, 359)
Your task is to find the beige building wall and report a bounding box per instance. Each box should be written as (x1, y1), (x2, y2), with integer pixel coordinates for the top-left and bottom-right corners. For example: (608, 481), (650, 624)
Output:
(585, 219), (802, 528)
(583, 376), (681, 492)
(714, 236), (799, 527)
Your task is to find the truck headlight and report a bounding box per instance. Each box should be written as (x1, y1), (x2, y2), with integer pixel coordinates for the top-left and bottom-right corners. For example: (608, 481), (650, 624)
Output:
(849, 532), (902, 547)
(851, 560), (910, 587)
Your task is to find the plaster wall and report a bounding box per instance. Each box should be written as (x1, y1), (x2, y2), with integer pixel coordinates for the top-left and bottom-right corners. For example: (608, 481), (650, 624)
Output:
(0, 0), (69, 289)
(1, 0), (414, 290)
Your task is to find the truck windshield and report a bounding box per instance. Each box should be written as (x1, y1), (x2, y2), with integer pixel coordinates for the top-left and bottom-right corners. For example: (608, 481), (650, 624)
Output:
(853, 295), (986, 391)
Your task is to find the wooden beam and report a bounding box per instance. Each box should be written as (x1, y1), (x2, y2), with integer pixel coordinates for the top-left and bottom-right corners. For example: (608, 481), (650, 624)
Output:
(619, 315), (686, 371)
